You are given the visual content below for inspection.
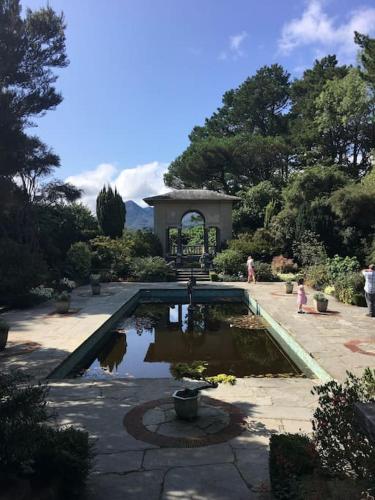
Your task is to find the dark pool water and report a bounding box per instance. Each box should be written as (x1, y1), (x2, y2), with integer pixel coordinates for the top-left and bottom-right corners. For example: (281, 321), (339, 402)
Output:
(79, 302), (301, 379)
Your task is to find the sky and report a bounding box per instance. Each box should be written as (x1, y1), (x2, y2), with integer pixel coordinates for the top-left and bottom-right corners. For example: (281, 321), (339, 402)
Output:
(21, 0), (375, 209)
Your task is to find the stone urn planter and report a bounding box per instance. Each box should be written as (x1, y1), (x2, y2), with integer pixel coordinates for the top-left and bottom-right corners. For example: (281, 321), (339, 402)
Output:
(314, 293), (328, 313)
(90, 274), (101, 295)
(0, 319), (9, 350)
(55, 292), (71, 314)
(173, 389), (201, 420)
(285, 281), (294, 294)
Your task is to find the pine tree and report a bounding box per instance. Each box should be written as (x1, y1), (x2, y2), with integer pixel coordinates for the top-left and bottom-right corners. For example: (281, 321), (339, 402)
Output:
(96, 186), (126, 238)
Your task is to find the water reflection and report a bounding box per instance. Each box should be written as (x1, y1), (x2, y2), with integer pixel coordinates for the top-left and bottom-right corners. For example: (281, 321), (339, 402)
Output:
(81, 302), (301, 379)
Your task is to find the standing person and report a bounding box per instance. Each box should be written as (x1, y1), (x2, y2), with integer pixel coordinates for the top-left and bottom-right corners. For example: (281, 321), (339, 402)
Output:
(297, 278), (307, 314)
(362, 264), (375, 317)
(247, 256), (256, 284)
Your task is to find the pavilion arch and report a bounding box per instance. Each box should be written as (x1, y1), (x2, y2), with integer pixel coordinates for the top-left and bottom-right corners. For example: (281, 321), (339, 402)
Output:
(143, 189), (239, 259)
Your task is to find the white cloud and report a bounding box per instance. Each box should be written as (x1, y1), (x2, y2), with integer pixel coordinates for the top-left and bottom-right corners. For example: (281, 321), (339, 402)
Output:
(219, 30), (248, 61)
(279, 0), (375, 61)
(66, 161), (169, 212)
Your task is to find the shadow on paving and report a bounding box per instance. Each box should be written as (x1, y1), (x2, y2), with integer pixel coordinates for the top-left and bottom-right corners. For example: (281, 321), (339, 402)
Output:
(47, 379), (275, 499)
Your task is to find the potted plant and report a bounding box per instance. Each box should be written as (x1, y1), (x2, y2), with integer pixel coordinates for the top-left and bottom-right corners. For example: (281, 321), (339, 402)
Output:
(173, 388), (201, 420)
(314, 292), (328, 313)
(90, 274), (101, 295)
(54, 291), (71, 314)
(0, 319), (9, 350)
(285, 280), (294, 294)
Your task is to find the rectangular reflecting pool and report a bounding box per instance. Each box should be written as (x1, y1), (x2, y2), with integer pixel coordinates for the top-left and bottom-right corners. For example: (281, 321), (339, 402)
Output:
(76, 302), (302, 379)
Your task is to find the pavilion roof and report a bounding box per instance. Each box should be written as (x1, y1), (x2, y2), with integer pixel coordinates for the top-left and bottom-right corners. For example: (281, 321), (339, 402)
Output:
(144, 189), (240, 205)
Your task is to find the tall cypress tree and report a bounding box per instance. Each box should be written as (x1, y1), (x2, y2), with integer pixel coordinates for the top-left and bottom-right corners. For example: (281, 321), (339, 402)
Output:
(96, 186), (126, 238)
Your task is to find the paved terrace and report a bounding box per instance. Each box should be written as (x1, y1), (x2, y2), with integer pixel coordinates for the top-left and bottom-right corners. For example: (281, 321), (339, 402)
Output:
(1, 281), (374, 499)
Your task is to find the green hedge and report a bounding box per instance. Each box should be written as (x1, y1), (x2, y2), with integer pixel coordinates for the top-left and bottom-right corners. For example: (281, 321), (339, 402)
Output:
(129, 257), (175, 282)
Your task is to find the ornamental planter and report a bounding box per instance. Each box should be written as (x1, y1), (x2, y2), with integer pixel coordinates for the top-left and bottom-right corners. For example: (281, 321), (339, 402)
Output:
(0, 320), (9, 350)
(173, 389), (201, 420)
(55, 298), (70, 314)
(285, 282), (294, 294)
(91, 283), (101, 295)
(314, 299), (328, 313)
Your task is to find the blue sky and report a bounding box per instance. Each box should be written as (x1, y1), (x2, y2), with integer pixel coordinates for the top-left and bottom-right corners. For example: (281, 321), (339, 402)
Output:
(21, 0), (375, 207)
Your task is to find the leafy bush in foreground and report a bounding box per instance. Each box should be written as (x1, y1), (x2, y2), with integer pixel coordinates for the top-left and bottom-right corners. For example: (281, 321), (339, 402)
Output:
(269, 433), (318, 499)
(0, 372), (93, 499)
(312, 371), (375, 481)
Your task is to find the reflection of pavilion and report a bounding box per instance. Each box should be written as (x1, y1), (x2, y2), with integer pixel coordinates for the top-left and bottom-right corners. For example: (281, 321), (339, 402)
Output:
(144, 304), (238, 365)
(98, 332), (127, 372)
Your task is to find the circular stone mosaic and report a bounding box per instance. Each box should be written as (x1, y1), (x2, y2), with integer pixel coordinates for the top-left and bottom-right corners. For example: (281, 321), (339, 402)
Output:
(123, 396), (246, 448)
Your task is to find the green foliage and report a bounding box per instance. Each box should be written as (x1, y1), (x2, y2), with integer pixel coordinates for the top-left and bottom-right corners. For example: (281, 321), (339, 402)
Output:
(312, 371), (375, 480)
(233, 181), (280, 233)
(253, 261), (276, 282)
(315, 68), (373, 175)
(269, 433), (318, 499)
(65, 242), (92, 282)
(228, 229), (277, 261)
(165, 133), (290, 193)
(32, 426), (93, 499)
(0, 238), (47, 306)
(206, 374), (236, 385)
(313, 292), (327, 302)
(129, 257), (174, 282)
(0, 372), (93, 498)
(122, 229), (162, 257)
(330, 182), (375, 229)
(96, 185), (126, 238)
(334, 272), (365, 305)
(283, 166), (349, 210)
(305, 263), (329, 290)
(213, 249), (245, 276)
(89, 236), (130, 278)
(326, 255), (360, 281)
(355, 32), (375, 89)
(34, 203), (99, 276)
(293, 230), (327, 266)
(171, 362), (236, 385)
(171, 361), (207, 380)
(209, 272), (219, 282)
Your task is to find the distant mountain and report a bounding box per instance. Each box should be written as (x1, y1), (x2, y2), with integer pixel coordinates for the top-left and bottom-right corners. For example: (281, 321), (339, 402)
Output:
(125, 201), (154, 230)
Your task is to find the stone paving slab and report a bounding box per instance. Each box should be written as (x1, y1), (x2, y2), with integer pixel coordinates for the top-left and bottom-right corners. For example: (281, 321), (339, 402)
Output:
(45, 377), (313, 499)
(143, 444), (234, 469)
(161, 463), (253, 500)
(87, 470), (165, 500)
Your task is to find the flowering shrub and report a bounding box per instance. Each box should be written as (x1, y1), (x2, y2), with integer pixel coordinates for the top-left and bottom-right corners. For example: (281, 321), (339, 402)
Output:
(312, 371), (375, 481)
(271, 255), (297, 274)
(30, 286), (54, 301)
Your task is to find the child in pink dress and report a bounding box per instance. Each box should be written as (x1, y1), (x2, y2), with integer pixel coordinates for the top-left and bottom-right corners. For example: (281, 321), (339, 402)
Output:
(297, 278), (307, 314)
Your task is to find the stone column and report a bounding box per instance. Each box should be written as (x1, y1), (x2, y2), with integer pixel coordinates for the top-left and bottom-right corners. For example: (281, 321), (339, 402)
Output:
(203, 226), (209, 253)
(177, 226), (182, 255)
